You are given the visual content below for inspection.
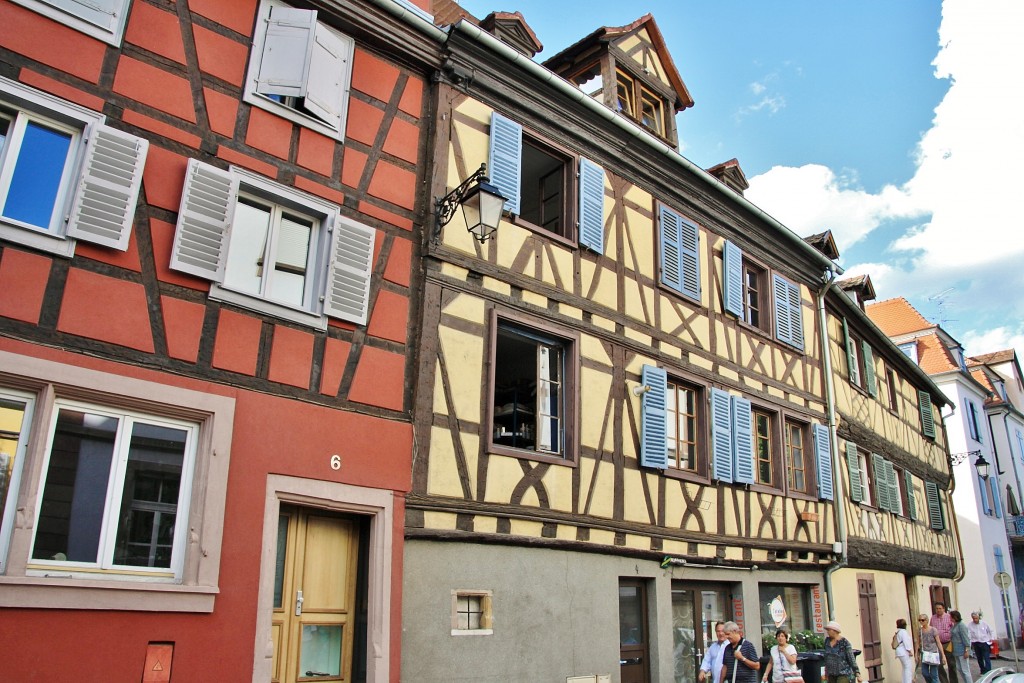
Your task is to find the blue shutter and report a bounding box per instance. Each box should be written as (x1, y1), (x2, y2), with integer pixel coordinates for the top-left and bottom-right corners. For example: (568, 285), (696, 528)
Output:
(813, 424), (834, 500)
(732, 396), (754, 484)
(992, 479), (1003, 518)
(578, 157), (605, 254)
(905, 470), (918, 520)
(710, 388), (733, 483)
(659, 206), (683, 293)
(723, 240), (743, 317)
(488, 111), (522, 215)
(995, 545), (1005, 572)
(919, 390), (936, 438)
(639, 365), (668, 469)
(773, 274), (793, 347)
(679, 214), (701, 301)
(846, 441), (862, 502)
(979, 473), (992, 515)
(862, 342), (877, 397)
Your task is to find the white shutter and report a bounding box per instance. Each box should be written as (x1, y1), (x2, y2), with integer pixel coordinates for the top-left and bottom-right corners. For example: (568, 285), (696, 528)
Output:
(324, 216), (375, 325)
(487, 112), (522, 215)
(256, 6), (318, 99)
(48, 0), (121, 31)
(170, 158), (237, 281)
(66, 123), (148, 251)
(578, 157), (605, 254)
(303, 23), (352, 130)
(723, 240), (743, 317)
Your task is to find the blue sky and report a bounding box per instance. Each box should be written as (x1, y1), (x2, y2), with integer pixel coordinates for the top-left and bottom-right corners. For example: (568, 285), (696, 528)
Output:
(458, 0), (1024, 362)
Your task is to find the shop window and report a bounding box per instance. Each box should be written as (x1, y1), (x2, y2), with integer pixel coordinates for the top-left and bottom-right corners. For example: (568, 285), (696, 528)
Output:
(489, 314), (578, 463)
(170, 159), (375, 328)
(758, 584), (813, 636)
(451, 590), (493, 635)
(11, 0), (131, 45)
(0, 351), (234, 612)
(243, 0), (354, 140)
(0, 77), (147, 257)
(487, 112), (605, 252)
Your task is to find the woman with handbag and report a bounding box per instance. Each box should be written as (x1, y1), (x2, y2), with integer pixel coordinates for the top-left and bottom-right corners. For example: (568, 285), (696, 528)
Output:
(919, 613), (946, 683)
(893, 619), (915, 683)
(763, 629), (801, 683)
(824, 621), (862, 683)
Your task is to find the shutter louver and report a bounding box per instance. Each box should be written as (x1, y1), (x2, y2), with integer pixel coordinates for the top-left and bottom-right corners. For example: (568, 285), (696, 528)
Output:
(170, 159), (237, 281)
(919, 390), (936, 437)
(773, 274), (793, 347)
(256, 7), (318, 98)
(67, 123), (148, 251)
(979, 473), (992, 515)
(679, 214), (701, 301)
(905, 470), (918, 520)
(926, 481), (944, 530)
(50, 0), (120, 31)
(873, 453), (889, 511)
(813, 424), (833, 500)
(846, 441), (862, 502)
(639, 365), (668, 469)
(659, 206), (683, 293)
(488, 111), (522, 215)
(843, 318), (858, 384)
(863, 342), (877, 397)
(723, 240), (743, 317)
(323, 217), (375, 325)
(731, 396), (754, 484)
(578, 157), (605, 254)
(992, 479), (1003, 519)
(710, 388), (733, 483)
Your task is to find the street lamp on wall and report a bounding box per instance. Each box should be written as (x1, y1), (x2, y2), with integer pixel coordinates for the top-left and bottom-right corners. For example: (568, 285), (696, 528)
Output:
(433, 164), (507, 243)
(974, 454), (991, 480)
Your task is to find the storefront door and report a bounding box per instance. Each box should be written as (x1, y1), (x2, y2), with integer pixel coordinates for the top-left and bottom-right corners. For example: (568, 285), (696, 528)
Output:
(272, 506), (360, 683)
(672, 583), (731, 683)
(619, 579), (651, 683)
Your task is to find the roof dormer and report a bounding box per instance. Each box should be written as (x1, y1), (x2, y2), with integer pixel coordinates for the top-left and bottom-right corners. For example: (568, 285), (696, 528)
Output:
(543, 14), (693, 146)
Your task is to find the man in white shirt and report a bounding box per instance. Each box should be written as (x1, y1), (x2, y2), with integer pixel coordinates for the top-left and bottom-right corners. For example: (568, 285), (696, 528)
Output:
(967, 612), (996, 674)
(699, 622), (728, 683)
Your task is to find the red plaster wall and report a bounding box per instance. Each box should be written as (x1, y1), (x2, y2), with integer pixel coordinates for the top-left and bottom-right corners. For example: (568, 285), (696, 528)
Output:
(0, 248), (50, 324)
(57, 269), (155, 353)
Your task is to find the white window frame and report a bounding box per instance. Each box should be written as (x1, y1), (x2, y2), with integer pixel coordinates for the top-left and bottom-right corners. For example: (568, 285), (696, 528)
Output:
(27, 400), (199, 580)
(170, 160), (375, 329)
(0, 76), (148, 257)
(857, 451), (874, 507)
(10, 0), (131, 46)
(0, 387), (36, 574)
(0, 350), (234, 612)
(243, 0), (354, 141)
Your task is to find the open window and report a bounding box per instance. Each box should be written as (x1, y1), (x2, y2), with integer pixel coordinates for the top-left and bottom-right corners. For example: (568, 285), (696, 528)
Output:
(0, 77), (148, 257)
(616, 69), (669, 138)
(170, 159), (375, 328)
(487, 111), (605, 252)
(244, 0), (354, 140)
(722, 241), (769, 333)
(638, 366), (707, 478)
(489, 313), (578, 464)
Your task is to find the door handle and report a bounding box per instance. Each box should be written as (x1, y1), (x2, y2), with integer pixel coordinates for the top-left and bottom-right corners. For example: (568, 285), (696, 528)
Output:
(620, 657), (643, 665)
(295, 589), (304, 616)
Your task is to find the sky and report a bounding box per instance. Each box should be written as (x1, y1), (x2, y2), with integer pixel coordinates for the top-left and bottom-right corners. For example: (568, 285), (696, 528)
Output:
(457, 0), (1024, 365)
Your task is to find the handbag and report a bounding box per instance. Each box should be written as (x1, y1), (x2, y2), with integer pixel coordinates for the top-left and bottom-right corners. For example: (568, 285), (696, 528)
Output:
(782, 672), (805, 683)
(892, 632), (900, 650)
(923, 651), (941, 665)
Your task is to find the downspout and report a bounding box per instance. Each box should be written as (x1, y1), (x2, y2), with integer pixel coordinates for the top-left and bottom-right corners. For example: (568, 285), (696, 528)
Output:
(817, 270), (846, 620)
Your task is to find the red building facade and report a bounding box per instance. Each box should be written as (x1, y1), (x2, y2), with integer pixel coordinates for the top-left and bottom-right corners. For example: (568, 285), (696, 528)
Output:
(0, 0), (438, 680)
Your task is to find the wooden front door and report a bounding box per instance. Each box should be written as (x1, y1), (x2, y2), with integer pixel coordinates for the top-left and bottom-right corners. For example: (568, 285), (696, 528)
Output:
(858, 573), (881, 682)
(619, 579), (651, 683)
(272, 506), (360, 683)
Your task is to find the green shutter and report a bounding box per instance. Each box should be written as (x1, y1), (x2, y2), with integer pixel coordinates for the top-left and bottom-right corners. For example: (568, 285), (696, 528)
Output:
(846, 441), (862, 502)
(926, 481), (944, 530)
(919, 390), (936, 438)
(905, 470), (918, 520)
(863, 341), (877, 398)
(873, 453), (889, 510)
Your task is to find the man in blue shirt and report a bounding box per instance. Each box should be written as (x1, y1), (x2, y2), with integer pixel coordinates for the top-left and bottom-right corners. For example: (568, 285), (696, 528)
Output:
(700, 623), (728, 683)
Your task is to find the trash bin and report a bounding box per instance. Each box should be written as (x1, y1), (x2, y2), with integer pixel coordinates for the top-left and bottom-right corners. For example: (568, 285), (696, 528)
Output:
(797, 651), (824, 683)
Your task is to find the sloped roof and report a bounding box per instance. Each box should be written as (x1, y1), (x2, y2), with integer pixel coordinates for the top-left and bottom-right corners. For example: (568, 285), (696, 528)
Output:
(837, 274), (875, 302)
(804, 230), (840, 260)
(916, 331), (959, 375)
(970, 349), (1016, 365)
(865, 297), (934, 337)
(969, 368), (1002, 406)
(432, 0), (477, 26)
(706, 158), (749, 194)
(479, 11), (543, 56)
(543, 14), (694, 111)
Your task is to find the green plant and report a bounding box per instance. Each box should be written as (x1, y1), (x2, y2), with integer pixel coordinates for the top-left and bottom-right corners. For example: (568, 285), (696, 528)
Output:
(762, 629), (825, 653)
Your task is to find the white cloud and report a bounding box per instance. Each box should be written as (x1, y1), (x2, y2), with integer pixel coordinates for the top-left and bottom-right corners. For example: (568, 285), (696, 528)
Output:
(746, 0), (1024, 359)
(746, 164), (925, 252)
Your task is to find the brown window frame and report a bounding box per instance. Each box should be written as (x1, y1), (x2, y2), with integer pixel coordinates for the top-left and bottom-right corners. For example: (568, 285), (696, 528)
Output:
(885, 366), (900, 413)
(514, 133), (577, 243)
(742, 259), (771, 333)
(753, 408), (775, 487)
(615, 69), (670, 138)
(784, 419), (814, 496)
(486, 309), (579, 466)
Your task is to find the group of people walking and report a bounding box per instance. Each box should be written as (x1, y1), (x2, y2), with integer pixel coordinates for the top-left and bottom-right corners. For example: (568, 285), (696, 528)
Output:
(695, 603), (997, 683)
(894, 602), (996, 683)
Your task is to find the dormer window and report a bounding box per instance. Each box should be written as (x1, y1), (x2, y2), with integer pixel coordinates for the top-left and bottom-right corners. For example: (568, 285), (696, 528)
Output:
(616, 70), (667, 137)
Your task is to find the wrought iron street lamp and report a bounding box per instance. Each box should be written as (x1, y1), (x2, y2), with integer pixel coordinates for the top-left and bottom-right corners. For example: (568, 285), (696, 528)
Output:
(433, 164), (507, 243)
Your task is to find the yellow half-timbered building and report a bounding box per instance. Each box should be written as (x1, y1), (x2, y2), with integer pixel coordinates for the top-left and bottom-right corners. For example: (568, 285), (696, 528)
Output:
(401, 8), (958, 683)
